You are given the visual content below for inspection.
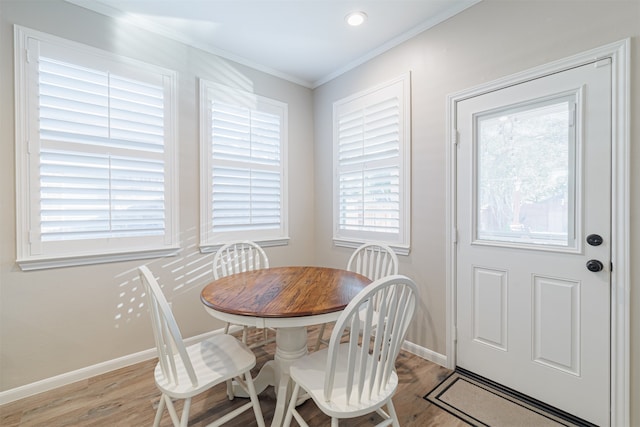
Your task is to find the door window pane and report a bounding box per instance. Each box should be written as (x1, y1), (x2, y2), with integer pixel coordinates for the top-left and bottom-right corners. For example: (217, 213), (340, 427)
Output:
(476, 96), (576, 247)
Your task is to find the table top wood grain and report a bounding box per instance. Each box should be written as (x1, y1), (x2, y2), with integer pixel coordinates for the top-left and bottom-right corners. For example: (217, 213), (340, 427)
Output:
(200, 266), (372, 318)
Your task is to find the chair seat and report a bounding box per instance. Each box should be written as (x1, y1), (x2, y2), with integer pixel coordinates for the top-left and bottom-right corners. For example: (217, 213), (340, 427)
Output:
(289, 344), (398, 418)
(154, 333), (256, 399)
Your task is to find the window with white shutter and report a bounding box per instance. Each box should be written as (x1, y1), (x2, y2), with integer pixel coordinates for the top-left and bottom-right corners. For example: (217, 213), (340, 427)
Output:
(15, 26), (178, 270)
(199, 80), (288, 250)
(333, 73), (411, 254)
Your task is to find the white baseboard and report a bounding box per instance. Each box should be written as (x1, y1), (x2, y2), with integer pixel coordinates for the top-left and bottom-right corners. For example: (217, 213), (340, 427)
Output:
(0, 328), (445, 406)
(0, 327), (233, 406)
(402, 340), (448, 367)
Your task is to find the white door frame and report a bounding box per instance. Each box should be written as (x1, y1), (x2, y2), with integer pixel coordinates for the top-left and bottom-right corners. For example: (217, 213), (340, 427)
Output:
(445, 39), (630, 426)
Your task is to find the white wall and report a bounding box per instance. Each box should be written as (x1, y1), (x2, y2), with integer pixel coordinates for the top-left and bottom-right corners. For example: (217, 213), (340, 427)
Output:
(0, 0), (314, 391)
(312, 0), (639, 423)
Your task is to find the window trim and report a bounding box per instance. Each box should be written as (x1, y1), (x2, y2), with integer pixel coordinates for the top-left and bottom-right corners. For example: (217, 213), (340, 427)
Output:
(199, 79), (289, 252)
(14, 25), (179, 270)
(332, 72), (411, 255)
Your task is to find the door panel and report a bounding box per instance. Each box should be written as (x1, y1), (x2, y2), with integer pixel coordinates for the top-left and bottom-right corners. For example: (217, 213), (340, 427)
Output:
(532, 275), (580, 375)
(456, 61), (611, 426)
(472, 266), (508, 350)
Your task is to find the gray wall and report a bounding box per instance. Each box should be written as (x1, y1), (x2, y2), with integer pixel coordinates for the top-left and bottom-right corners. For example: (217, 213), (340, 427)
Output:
(0, 0), (315, 391)
(312, 0), (639, 423)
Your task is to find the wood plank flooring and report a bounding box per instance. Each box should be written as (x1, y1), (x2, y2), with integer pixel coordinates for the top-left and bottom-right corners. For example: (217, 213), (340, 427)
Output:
(0, 326), (468, 426)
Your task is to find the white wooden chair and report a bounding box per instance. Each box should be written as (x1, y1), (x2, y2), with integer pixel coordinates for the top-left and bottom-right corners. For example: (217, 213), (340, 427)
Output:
(284, 275), (418, 427)
(138, 266), (265, 427)
(314, 243), (399, 351)
(213, 240), (275, 348)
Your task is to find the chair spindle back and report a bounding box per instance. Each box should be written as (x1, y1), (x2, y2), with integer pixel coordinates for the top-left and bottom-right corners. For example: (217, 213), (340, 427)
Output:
(323, 275), (417, 404)
(139, 266), (198, 389)
(213, 241), (270, 279)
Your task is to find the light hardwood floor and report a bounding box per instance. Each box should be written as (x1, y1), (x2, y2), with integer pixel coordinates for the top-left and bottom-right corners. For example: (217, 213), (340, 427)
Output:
(1, 326), (468, 426)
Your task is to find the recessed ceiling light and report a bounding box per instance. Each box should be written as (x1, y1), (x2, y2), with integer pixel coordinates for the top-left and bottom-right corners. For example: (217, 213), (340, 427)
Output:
(345, 11), (367, 27)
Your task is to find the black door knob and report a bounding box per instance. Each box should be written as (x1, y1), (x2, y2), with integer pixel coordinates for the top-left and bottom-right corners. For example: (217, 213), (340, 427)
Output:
(586, 259), (604, 272)
(586, 234), (603, 246)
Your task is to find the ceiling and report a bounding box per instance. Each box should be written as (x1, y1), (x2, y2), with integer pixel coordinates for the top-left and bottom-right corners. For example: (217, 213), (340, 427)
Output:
(67, 0), (480, 88)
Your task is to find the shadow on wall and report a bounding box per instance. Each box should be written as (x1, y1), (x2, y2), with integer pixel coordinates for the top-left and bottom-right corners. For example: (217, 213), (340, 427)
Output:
(112, 226), (215, 329)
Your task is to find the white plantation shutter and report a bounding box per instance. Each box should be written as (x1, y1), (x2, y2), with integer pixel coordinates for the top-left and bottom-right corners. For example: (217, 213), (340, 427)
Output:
(200, 81), (288, 248)
(39, 58), (166, 241)
(334, 74), (410, 252)
(338, 98), (401, 234)
(15, 27), (178, 269)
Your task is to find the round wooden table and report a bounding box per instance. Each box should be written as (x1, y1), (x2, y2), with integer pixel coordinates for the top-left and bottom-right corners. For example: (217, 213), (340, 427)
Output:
(200, 266), (371, 427)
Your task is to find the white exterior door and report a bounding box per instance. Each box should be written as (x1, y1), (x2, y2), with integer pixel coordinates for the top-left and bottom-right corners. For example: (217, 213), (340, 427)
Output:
(455, 60), (611, 426)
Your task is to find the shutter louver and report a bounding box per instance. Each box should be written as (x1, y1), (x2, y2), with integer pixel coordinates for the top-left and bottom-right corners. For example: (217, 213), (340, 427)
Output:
(38, 57), (166, 242)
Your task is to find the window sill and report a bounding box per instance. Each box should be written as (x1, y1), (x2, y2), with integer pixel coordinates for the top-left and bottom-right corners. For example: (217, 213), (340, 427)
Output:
(333, 238), (410, 256)
(200, 237), (290, 254)
(17, 247), (181, 271)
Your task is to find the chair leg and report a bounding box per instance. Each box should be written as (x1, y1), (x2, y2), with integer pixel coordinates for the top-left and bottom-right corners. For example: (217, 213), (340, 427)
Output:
(387, 399), (400, 427)
(283, 383), (301, 427)
(153, 394), (166, 427)
(242, 326), (248, 344)
(180, 397), (192, 427)
(331, 417), (339, 427)
(224, 322), (230, 334)
(164, 395), (181, 427)
(313, 323), (327, 351)
(245, 371), (266, 427)
(226, 379), (234, 400)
